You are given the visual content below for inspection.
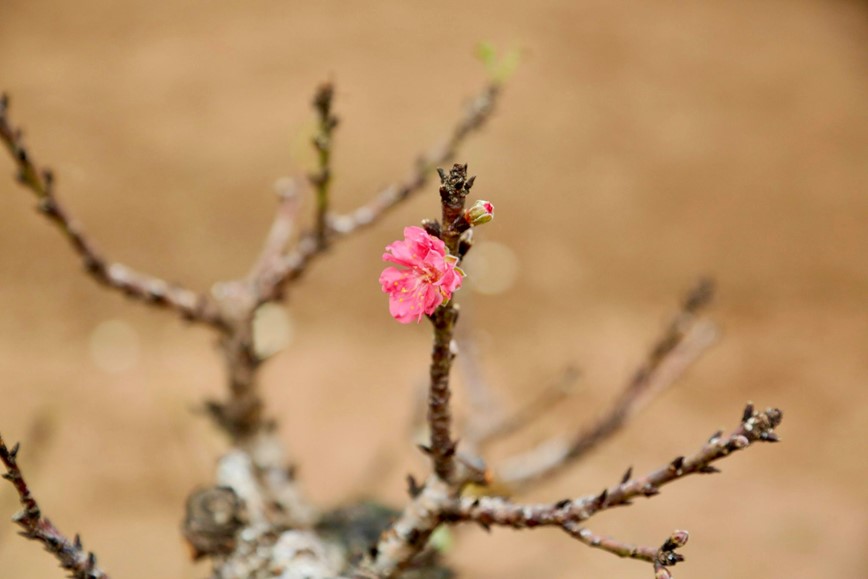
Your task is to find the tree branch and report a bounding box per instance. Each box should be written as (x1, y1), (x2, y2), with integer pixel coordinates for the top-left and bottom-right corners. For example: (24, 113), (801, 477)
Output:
(424, 163), (475, 481)
(258, 83), (501, 303)
(561, 524), (659, 563)
(0, 433), (110, 579)
(0, 94), (224, 329)
(467, 366), (580, 451)
(248, 178), (302, 285)
(442, 405), (781, 574)
(309, 81), (338, 250)
(497, 279), (718, 486)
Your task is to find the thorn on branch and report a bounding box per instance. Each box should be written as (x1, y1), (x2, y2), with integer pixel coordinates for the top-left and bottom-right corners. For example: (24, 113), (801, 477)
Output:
(621, 466), (633, 484)
(682, 277), (715, 313)
(594, 488), (608, 509)
(697, 465), (721, 474)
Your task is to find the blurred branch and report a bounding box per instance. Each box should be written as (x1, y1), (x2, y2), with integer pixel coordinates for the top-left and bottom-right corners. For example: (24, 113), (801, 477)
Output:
(466, 366), (580, 451)
(248, 178), (302, 284)
(497, 279), (719, 486)
(0, 433), (110, 579)
(359, 475), (451, 578)
(258, 83), (501, 303)
(310, 82), (338, 250)
(456, 323), (503, 429)
(207, 183), (302, 439)
(564, 525), (658, 562)
(443, 405), (781, 576)
(0, 94), (224, 329)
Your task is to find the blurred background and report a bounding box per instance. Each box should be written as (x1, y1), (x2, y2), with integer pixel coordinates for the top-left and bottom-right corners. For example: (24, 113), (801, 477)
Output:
(1, 1), (866, 577)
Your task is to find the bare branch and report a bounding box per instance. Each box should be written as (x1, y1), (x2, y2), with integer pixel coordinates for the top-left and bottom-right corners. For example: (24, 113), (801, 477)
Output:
(497, 279), (719, 485)
(0, 94), (224, 329)
(560, 526), (687, 578)
(455, 322), (503, 427)
(309, 81), (338, 250)
(0, 433), (110, 579)
(205, 181), (302, 438)
(360, 475), (451, 578)
(248, 178), (302, 284)
(561, 524), (659, 563)
(424, 164), (476, 481)
(442, 405), (781, 574)
(356, 164), (488, 578)
(259, 83), (501, 303)
(467, 366), (580, 450)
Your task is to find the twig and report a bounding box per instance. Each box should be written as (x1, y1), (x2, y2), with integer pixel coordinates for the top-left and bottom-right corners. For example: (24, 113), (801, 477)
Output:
(442, 405), (781, 575)
(468, 366), (580, 449)
(455, 320), (504, 427)
(0, 433), (110, 579)
(248, 178), (302, 284)
(0, 94), (223, 329)
(561, 524), (666, 564)
(309, 82), (338, 250)
(497, 280), (718, 485)
(425, 163), (475, 482)
(206, 180), (302, 438)
(259, 83), (501, 304)
(561, 526), (688, 578)
(451, 405), (782, 524)
(359, 475), (452, 578)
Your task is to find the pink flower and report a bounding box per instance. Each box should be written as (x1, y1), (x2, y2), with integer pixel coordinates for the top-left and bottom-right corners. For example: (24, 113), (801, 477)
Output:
(379, 226), (464, 323)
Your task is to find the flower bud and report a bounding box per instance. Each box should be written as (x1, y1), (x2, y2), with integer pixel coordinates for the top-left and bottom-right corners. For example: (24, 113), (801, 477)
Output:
(464, 200), (494, 226)
(669, 530), (689, 548)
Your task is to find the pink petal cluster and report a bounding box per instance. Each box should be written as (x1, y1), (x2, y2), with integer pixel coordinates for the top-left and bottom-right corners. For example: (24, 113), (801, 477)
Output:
(379, 226), (464, 323)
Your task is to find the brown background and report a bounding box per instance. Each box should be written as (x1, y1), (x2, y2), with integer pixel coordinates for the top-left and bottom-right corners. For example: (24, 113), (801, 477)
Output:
(1, 1), (866, 577)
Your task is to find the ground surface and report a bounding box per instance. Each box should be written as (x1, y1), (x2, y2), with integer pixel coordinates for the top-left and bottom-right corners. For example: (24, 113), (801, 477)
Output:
(0, 1), (866, 577)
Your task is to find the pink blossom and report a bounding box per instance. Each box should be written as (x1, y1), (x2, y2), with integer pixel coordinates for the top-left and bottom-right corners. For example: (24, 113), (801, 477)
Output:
(379, 226), (464, 323)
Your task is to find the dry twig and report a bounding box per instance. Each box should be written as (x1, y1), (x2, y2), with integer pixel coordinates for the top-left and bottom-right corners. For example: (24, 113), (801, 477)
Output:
(0, 94), (223, 328)
(258, 84), (501, 304)
(497, 279), (719, 486)
(443, 405), (782, 577)
(309, 81), (338, 250)
(0, 433), (109, 579)
(466, 366), (580, 451)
